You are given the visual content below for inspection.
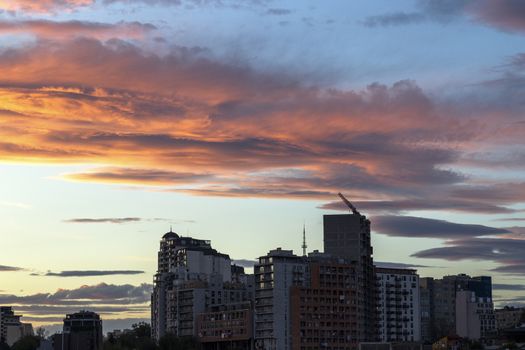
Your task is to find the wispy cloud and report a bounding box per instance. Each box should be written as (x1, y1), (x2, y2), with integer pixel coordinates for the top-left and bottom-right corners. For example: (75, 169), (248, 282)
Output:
(0, 201), (31, 209)
(363, 0), (525, 34)
(0, 19), (155, 40)
(64, 217), (142, 224)
(36, 270), (144, 277)
(0, 264), (24, 272)
(412, 237), (525, 275)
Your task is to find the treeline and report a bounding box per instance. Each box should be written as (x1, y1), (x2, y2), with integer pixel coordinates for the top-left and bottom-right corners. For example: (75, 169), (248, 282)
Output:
(0, 323), (198, 350)
(104, 323), (199, 350)
(0, 335), (41, 350)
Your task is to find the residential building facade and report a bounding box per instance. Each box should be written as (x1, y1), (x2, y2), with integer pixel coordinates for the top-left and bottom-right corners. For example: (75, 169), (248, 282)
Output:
(455, 291), (495, 341)
(376, 268), (421, 342)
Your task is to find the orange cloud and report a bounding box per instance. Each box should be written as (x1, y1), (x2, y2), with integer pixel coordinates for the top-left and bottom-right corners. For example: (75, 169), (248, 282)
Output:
(0, 0), (92, 13)
(0, 19), (156, 40)
(0, 37), (524, 213)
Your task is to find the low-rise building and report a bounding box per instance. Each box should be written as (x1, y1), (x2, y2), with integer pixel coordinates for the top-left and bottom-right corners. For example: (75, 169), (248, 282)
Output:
(495, 307), (523, 330)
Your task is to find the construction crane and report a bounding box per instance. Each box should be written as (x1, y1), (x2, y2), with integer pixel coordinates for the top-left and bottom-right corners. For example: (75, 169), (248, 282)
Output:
(338, 192), (360, 215)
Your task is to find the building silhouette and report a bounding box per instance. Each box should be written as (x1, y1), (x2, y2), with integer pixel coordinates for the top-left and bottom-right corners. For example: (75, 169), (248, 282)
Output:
(52, 311), (103, 350)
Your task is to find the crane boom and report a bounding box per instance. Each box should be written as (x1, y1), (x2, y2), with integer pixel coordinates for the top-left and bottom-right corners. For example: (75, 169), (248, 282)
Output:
(337, 192), (360, 215)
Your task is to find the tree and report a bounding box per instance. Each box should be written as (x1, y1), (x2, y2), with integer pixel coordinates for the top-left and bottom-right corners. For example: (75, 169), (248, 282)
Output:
(103, 323), (156, 350)
(10, 336), (40, 350)
(0, 341), (11, 350)
(158, 335), (199, 350)
(35, 328), (48, 340)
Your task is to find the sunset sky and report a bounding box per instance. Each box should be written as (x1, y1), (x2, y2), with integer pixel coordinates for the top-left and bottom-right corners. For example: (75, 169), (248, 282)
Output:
(1, 0), (525, 332)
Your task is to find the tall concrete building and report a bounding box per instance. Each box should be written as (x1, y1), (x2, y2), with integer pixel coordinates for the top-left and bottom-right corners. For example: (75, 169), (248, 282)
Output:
(290, 254), (363, 350)
(420, 274), (492, 342)
(419, 278), (435, 343)
(254, 248), (308, 350)
(151, 229), (254, 348)
(52, 311), (103, 350)
(456, 291), (495, 341)
(323, 195), (378, 341)
(376, 268), (421, 342)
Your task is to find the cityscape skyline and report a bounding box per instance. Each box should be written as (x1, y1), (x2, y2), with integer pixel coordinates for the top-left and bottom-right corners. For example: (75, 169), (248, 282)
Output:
(1, 0), (525, 335)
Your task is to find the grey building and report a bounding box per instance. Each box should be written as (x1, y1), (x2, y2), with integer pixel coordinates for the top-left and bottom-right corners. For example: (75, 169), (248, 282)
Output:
(52, 311), (103, 350)
(254, 248), (307, 350)
(420, 274), (493, 342)
(323, 208), (378, 341)
(376, 268), (421, 342)
(151, 229), (254, 348)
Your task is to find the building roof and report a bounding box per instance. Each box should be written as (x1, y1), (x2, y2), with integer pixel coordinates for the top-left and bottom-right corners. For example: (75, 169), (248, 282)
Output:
(162, 228), (180, 239)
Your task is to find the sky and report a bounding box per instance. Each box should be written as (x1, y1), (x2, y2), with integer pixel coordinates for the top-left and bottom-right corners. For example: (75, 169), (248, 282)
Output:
(1, 0), (525, 333)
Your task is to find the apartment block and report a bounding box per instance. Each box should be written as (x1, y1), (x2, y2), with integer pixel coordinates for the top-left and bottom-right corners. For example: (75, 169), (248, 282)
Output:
(376, 268), (421, 342)
(52, 311), (103, 350)
(495, 307), (524, 330)
(151, 229), (254, 348)
(0, 306), (33, 346)
(456, 291), (495, 341)
(254, 248), (308, 350)
(290, 257), (363, 350)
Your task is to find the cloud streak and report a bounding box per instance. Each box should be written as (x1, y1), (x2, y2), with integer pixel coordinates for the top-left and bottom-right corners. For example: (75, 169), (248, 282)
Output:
(39, 270), (144, 277)
(64, 217), (142, 224)
(0, 264), (24, 272)
(363, 0), (525, 34)
(0, 19), (156, 40)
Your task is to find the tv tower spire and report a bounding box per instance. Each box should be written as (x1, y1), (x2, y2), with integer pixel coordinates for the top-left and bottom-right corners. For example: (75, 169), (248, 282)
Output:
(301, 223), (307, 257)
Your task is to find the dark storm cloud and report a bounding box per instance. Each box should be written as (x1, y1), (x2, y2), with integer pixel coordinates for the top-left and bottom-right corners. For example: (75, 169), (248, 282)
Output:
(372, 216), (510, 239)
(43, 270), (144, 277)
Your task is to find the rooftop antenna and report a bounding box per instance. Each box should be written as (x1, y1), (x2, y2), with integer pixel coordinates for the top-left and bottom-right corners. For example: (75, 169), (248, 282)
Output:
(338, 192), (360, 215)
(301, 222), (307, 257)
(170, 225), (173, 232)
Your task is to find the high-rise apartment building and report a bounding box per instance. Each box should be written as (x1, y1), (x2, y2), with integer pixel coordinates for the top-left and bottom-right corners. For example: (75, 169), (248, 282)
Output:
(290, 255), (363, 350)
(420, 274), (493, 342)
(151, 229), (254, 348)
(254, 248), (308, 350)
(376, 268), (421, 342)
(52, 311), (103, 350)
(323, 204), (377, 341)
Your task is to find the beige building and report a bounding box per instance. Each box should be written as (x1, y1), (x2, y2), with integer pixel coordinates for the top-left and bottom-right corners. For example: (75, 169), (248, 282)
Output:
(0, 306), (34, 346)
(455, 291), (495, 341)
